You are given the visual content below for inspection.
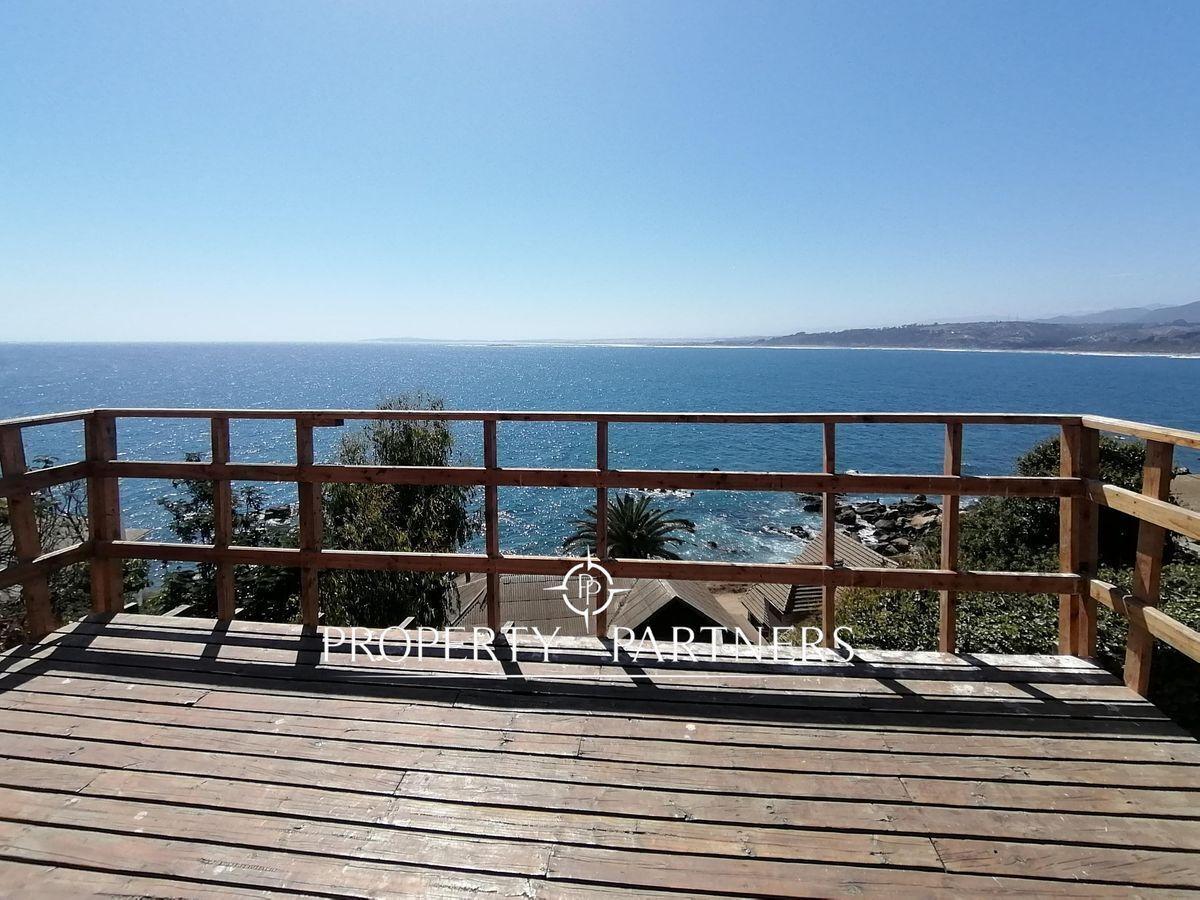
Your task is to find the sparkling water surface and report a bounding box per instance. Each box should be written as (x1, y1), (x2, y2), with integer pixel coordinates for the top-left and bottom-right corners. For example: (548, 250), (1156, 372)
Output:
(2, 343), (1197, 562)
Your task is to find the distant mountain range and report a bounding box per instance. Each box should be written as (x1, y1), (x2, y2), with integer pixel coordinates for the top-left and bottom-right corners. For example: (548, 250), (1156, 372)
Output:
(739, 300), (1200, 354)
(1040, 299), (1200, 326)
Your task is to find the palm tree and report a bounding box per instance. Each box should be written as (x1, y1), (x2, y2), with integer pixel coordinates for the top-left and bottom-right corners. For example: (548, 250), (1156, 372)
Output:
(563, 493), (695, 560)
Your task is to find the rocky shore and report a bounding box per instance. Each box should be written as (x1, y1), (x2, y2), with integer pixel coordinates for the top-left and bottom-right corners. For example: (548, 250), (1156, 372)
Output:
(797, 493), (948, 557)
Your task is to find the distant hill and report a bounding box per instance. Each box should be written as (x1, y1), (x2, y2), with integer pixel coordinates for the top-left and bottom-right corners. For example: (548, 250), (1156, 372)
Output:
(1041, 299), (1200, 326)
(743, 319), (1200, 354)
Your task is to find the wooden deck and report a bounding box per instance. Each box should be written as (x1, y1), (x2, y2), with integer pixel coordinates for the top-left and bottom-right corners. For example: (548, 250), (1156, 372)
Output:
(1, 615), (1199, 897)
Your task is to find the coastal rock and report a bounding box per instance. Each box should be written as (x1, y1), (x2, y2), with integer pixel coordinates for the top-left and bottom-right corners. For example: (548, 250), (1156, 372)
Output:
(633, 488), (695, 500)
(762, 523), (808, 540)
(908, 511), (941, 530)
(840, 496), (946, 555)
(791, 494), (946, 557)
(854, 501), (887, 519)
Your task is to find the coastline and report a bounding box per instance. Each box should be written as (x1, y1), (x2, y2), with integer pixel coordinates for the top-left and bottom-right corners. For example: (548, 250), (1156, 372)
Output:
(680, 343), (1200, 359)
(375, 339), (1200, 360)
(352, 338), (1200, 359)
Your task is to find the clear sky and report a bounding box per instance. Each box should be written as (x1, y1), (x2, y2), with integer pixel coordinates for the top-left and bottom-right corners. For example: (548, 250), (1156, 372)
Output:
(2, 1), (1198, 342)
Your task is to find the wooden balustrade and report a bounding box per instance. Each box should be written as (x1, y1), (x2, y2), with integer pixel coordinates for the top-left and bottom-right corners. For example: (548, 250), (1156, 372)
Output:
(85, 412), (123, 614)
(820, 423), (837, 648)
(210, 417), (236, 620)
(939, 422), (963, 652)
(1058, 424), (1099, 656)
(1124, 439), (1175, 694)
(295, 418), (322, 628)
(0, 425), (55, 637)
(1, 407), (1199, 699)
(1084, 420), (1200, 695)
(594, 420), (609, 637)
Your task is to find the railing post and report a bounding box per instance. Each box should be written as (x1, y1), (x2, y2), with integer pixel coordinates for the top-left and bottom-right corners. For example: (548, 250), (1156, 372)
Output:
(0, 425), (57, 638)
(594, 420), (609, 638)
(1059, 425), (1099, 656)
(483, 420), (501, 633)
(939, 423), (963, 653)
(211, 417), (236, 620)
(821, 422), (837, 648)
(295, 418), (321, 628)
(85, 412), (123, 613)
(1125, 438), (1173, 695)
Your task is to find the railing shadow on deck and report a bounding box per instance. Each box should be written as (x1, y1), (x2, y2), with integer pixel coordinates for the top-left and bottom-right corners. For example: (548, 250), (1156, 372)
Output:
(0, 617), (1186, 741)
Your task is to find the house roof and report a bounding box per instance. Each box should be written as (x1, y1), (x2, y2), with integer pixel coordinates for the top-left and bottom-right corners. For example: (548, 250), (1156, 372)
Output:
(743, 529), (896, 622)
(796, 528), (896, 569)
(451, 573), (750, 637)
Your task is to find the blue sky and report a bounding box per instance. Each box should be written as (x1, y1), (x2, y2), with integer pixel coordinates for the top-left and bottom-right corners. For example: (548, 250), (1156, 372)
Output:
(2, 1), (1198, 341)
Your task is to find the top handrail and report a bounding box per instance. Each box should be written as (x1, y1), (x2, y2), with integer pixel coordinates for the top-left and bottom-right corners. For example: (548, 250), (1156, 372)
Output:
(0, 408), (1084, 427)
(98, 408), (1085, 424)
(4, 410), (1199, 453)
(1082, 415), (1200, 451)
(0, 409), (95, 429)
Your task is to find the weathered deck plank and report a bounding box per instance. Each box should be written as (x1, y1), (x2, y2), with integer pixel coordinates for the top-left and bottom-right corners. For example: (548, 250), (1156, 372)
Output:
(12, 626), (1181, 727)
(0, 614), (1197, 897)
(4, 684), (1196, 786)
(13, 660), (1194, 761)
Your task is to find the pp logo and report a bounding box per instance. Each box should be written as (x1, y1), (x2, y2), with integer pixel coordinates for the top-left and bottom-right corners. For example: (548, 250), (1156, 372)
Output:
(545, 549), (627, 630)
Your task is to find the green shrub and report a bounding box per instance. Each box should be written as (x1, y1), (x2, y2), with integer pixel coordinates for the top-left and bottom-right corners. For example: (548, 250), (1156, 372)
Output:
(836, 436), (1200, 734)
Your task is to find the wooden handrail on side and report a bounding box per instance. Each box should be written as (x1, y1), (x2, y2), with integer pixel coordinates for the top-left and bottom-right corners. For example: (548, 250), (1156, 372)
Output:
(1079, 417), (1200, 695)
(0, 407), (1197, 700)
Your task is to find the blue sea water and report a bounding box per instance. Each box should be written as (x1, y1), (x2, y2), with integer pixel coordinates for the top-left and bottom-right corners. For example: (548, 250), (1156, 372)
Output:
(1, 342), (1197, 562)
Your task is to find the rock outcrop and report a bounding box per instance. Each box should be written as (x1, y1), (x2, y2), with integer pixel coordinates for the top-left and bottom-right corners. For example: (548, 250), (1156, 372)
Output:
(835, 495), (943, 557)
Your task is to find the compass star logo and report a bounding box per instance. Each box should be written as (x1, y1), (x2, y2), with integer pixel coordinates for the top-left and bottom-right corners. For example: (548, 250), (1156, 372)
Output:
(545, 549), (628, 631)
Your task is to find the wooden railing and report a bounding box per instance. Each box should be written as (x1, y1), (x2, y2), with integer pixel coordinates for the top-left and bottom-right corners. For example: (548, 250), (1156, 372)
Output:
(2, 408), (1199, 696)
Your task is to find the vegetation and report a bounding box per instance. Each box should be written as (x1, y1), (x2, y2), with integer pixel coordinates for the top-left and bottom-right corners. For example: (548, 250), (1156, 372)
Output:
(1, 463), (147, 647)
(320, 395), (474, 628)
(564, 493), (695, 560)
(755, 315), (1200, 355)
(836, 435), (1200, 733)
(151, 454), (299, 621)
(151, 396), (474, 628)
(957, 434), (1147, 571)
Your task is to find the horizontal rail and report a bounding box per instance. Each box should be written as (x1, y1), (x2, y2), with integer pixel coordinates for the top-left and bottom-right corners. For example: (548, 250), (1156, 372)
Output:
(1082, 415), (1200, 451)
(102, 460), (1082, 497)
(103, 539), (1080, 594)
(0, 409), (94, 429)
(8, 411), (1195, 442)
(0, 542), (92, 591)
(93, 408), (1081, 426)
(1091, 579), (1200, 666)
(0, 461), (90, 500)
(1086, 479), (1200, 541)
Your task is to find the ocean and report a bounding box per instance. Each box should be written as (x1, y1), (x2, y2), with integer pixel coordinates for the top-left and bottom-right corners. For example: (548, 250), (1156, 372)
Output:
(2, 342), (1197, 562)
